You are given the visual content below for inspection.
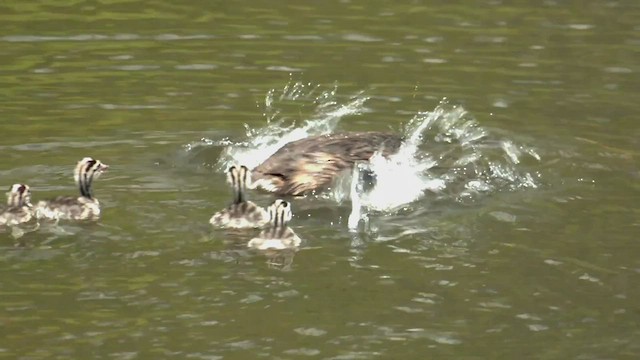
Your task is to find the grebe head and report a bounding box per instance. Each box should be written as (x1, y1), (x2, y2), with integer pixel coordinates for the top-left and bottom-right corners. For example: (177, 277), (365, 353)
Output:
(267, 199), (293, 227)
(74, 157), (108, 199)
(226, 165), (251, 204)
(6, 184), (31, 208)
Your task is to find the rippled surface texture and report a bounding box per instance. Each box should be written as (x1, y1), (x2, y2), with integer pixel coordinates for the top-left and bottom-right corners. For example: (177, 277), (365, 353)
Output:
(2, 1), (639, 359)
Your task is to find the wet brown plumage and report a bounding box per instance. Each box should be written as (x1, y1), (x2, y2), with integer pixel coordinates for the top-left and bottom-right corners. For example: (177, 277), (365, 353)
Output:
(251, 132), (402, 196)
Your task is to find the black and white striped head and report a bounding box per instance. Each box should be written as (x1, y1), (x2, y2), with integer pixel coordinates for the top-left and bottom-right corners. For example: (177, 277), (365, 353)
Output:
(74, 157), (109, 198)
(6, 183), (32, 208)
(226, 165), (251, 204)
(267, 199), (293, 227)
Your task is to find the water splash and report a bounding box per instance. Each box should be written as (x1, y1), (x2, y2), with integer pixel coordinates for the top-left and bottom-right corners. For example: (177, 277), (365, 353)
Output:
(216, 82), (369, 170)
(196, 83), (541, 232)
(347, 99), (541, 230)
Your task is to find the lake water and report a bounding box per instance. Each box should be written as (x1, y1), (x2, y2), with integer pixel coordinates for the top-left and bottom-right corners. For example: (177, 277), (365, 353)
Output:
(1, 1), (639, 359)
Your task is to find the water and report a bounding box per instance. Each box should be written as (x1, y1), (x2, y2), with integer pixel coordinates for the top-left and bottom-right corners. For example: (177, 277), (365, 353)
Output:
(1, 1), (640, 359)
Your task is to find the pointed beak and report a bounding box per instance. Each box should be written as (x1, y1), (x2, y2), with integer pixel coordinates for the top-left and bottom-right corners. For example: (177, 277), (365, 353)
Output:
(99, 163), (109, 172)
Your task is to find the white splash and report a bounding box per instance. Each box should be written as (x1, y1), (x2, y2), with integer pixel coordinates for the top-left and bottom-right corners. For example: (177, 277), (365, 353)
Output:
(346, 99), (540, 230)
(200, 83), (541, 232)
(347, 163), (365, 231)
(345, 107), (449, 229)
(216, 82), (369, 170)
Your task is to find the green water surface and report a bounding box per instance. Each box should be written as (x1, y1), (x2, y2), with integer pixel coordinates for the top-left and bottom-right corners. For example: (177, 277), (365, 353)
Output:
(1, 1), (639, 359)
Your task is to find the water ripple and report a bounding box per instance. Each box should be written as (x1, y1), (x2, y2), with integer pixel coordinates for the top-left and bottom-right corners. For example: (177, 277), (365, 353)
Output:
(1, 33), (216, 42)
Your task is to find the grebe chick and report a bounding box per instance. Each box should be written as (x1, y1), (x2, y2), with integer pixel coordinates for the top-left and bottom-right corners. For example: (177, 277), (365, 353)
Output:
(251, 131), (402, 196)
(210, 165), (268, 228)
(0, 184), (34, 227)
(247, 199), (301, 250)
(35, 157), (109, 221)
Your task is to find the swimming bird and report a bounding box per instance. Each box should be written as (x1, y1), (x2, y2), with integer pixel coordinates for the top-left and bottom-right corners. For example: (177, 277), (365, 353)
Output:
(210, 165), (269, 228)
(250, 132), (402, 196)
(0, 184), (34, 227)
(35, 157), (109, 221)
(247, 199), (301, 250)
